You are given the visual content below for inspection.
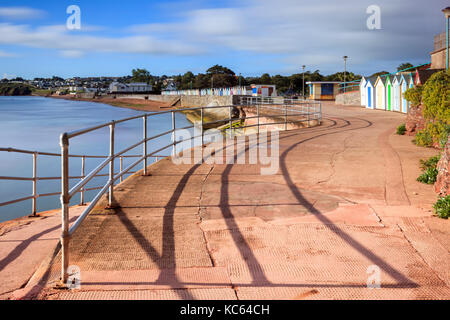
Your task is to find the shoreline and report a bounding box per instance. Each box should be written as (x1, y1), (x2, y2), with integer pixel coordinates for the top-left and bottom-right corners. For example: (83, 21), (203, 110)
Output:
(35, 93), (175, 112)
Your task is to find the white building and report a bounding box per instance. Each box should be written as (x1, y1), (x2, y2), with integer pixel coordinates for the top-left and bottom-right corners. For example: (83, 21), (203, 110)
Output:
(109, 82), (152, 93)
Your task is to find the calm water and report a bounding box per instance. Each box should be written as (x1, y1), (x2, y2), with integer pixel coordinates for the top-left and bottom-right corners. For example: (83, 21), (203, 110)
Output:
(0, 96), (194, 222)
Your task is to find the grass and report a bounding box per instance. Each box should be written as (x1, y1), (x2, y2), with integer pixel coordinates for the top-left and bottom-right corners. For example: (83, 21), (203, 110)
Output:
(417, 155), (440, 185)
(433, 196), (450, 219)
(396, 123), (406, 135)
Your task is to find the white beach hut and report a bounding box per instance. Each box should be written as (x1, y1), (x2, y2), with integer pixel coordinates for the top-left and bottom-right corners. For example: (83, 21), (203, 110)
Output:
(359, 77), (367, 107)
(364, 76), (377, 109)
(374, 76), (386, 110)
(392, 75), (401, 112)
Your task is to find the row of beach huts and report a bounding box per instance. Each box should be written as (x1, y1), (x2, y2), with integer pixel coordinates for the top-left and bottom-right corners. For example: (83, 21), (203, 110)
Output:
(358, 70), (441, 113)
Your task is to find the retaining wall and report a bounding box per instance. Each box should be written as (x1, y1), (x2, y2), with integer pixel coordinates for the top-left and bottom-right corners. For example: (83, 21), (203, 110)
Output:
(335, 91), (361, 106)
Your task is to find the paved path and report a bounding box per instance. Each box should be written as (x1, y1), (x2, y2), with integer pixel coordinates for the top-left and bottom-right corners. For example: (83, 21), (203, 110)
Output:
(3, 102), (449, 300)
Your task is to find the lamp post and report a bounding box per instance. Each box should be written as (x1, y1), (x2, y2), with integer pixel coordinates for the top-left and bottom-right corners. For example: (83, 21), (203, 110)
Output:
(443, 7), (450, 70)
(302, 65), (306, 98)
(343, 56), (348, 93)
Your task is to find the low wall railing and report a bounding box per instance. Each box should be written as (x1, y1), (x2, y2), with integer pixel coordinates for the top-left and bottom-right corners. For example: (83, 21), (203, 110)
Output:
(0, 98), (321, 284)
(0, 148), (164, 217)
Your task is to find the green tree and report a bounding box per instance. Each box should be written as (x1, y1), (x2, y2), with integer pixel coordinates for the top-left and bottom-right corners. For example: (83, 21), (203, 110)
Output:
(397, 63), (414, 72)
(131, 68), (152, 84)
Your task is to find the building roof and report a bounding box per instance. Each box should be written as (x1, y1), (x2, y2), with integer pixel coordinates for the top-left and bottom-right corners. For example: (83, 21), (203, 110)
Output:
(306, 81), (341, 84)
(365, 76), (378, 86)
(415, 69), (442, 85)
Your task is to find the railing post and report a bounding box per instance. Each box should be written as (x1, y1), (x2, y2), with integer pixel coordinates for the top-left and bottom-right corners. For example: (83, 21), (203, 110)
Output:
(120, 156), (124, 183)
(143, 116), (148, 176)
(257, 104), (260, 136)
(284, 104), (288, 131)
(60, 133), (70, 284)
(32, 152), (37, 216)
(80, 156), (85, 205)
(229, 106), (232, 137)
(307, 103), (310, 128)
(172, 111), (176, 156)
(108, 122), (115, 207)
(201, 107), (204, 148)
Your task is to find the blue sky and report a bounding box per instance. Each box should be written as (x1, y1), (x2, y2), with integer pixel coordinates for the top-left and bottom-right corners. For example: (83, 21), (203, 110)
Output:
(0, 0), (448, 79)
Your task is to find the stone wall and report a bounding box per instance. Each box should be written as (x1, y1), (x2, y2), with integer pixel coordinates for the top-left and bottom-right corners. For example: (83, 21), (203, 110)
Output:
(435, 136), (450, 196)
(405, 104), (426, 136)
(335, 91), (361, 106)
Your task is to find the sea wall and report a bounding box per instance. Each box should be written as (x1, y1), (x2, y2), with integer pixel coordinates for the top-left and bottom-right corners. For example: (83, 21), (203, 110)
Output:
(435, 136), (450, 196)
(110, 94), (240, 108)
(335, 91), (361, 106)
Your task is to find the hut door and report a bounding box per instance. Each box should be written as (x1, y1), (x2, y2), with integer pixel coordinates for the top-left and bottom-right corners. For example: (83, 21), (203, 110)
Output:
(368, 87), (372, 108)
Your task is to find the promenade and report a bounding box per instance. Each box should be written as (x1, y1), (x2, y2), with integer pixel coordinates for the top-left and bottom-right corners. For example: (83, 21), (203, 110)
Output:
(2, 102), (449, 300)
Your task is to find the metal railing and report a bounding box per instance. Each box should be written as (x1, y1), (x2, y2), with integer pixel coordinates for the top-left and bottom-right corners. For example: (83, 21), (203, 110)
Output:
(0, 147), (164, 216)
(11, 99), (319, 283)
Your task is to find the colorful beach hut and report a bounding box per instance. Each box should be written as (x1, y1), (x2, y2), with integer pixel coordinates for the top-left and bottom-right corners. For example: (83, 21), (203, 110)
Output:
(399, 73), (413, 113)
(359, 77), (367, 107)
(364, 76), (377, 109)
(374, 76), (386, 110)
(392, 75), (401, 112)
(384, 75), (395, 111)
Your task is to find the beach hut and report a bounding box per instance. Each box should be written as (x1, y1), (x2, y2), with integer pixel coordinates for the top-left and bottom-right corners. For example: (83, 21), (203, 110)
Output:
(399, 73), (412, 113)
(306, 81), (341, 100)
(374, 76), (386, 110)
(384, 75), (395, 111)
(359, 77), (367, 107)
(392, 75), (401, 112)
(364, 76), (377, 109)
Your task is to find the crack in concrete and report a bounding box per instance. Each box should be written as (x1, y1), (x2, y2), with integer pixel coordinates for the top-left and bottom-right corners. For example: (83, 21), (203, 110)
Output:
(197, 164), (216, 267)
(317, 133), (352, 185)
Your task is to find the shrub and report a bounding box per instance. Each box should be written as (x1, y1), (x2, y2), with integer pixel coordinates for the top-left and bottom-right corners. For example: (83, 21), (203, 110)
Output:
(404, 85), (424, 107)
(396, 123), (406, 135)
(433, 196), (450, 219)
(420, 155), (440, 171)
(417, 167), (438, 184)
(417, 155), (440, 184)
(412, 71), (450, 148)
(414, 129), (433, 147)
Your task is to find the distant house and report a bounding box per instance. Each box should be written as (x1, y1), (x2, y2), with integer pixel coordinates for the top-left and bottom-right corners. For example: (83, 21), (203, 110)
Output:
(109, 82), (152, 93)
(306, 81), (340, 100)
(251, 84), (277, 97)
(164, 81), (177, 91)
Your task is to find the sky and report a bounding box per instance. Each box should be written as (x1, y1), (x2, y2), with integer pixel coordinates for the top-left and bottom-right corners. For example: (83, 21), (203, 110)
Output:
(0, 0), (448, 79)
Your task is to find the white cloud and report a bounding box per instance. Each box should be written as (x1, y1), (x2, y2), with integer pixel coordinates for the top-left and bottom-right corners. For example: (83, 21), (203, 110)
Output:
(0, 23), (202, 56)
(60, 50), (84, 58)
(0, 6), (44, 20)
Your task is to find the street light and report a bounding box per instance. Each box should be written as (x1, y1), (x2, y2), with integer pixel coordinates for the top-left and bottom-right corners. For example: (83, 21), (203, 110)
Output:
(302, 65), (306, 98)
(343, 56), (348, 93)
(443, 7), (450, 70)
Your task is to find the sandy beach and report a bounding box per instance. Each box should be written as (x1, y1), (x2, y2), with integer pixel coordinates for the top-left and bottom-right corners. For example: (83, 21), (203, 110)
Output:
(44, 94), (174, 112)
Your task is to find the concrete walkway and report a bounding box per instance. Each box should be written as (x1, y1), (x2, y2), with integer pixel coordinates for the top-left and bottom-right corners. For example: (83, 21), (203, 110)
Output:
(3, 102), (449, 300)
